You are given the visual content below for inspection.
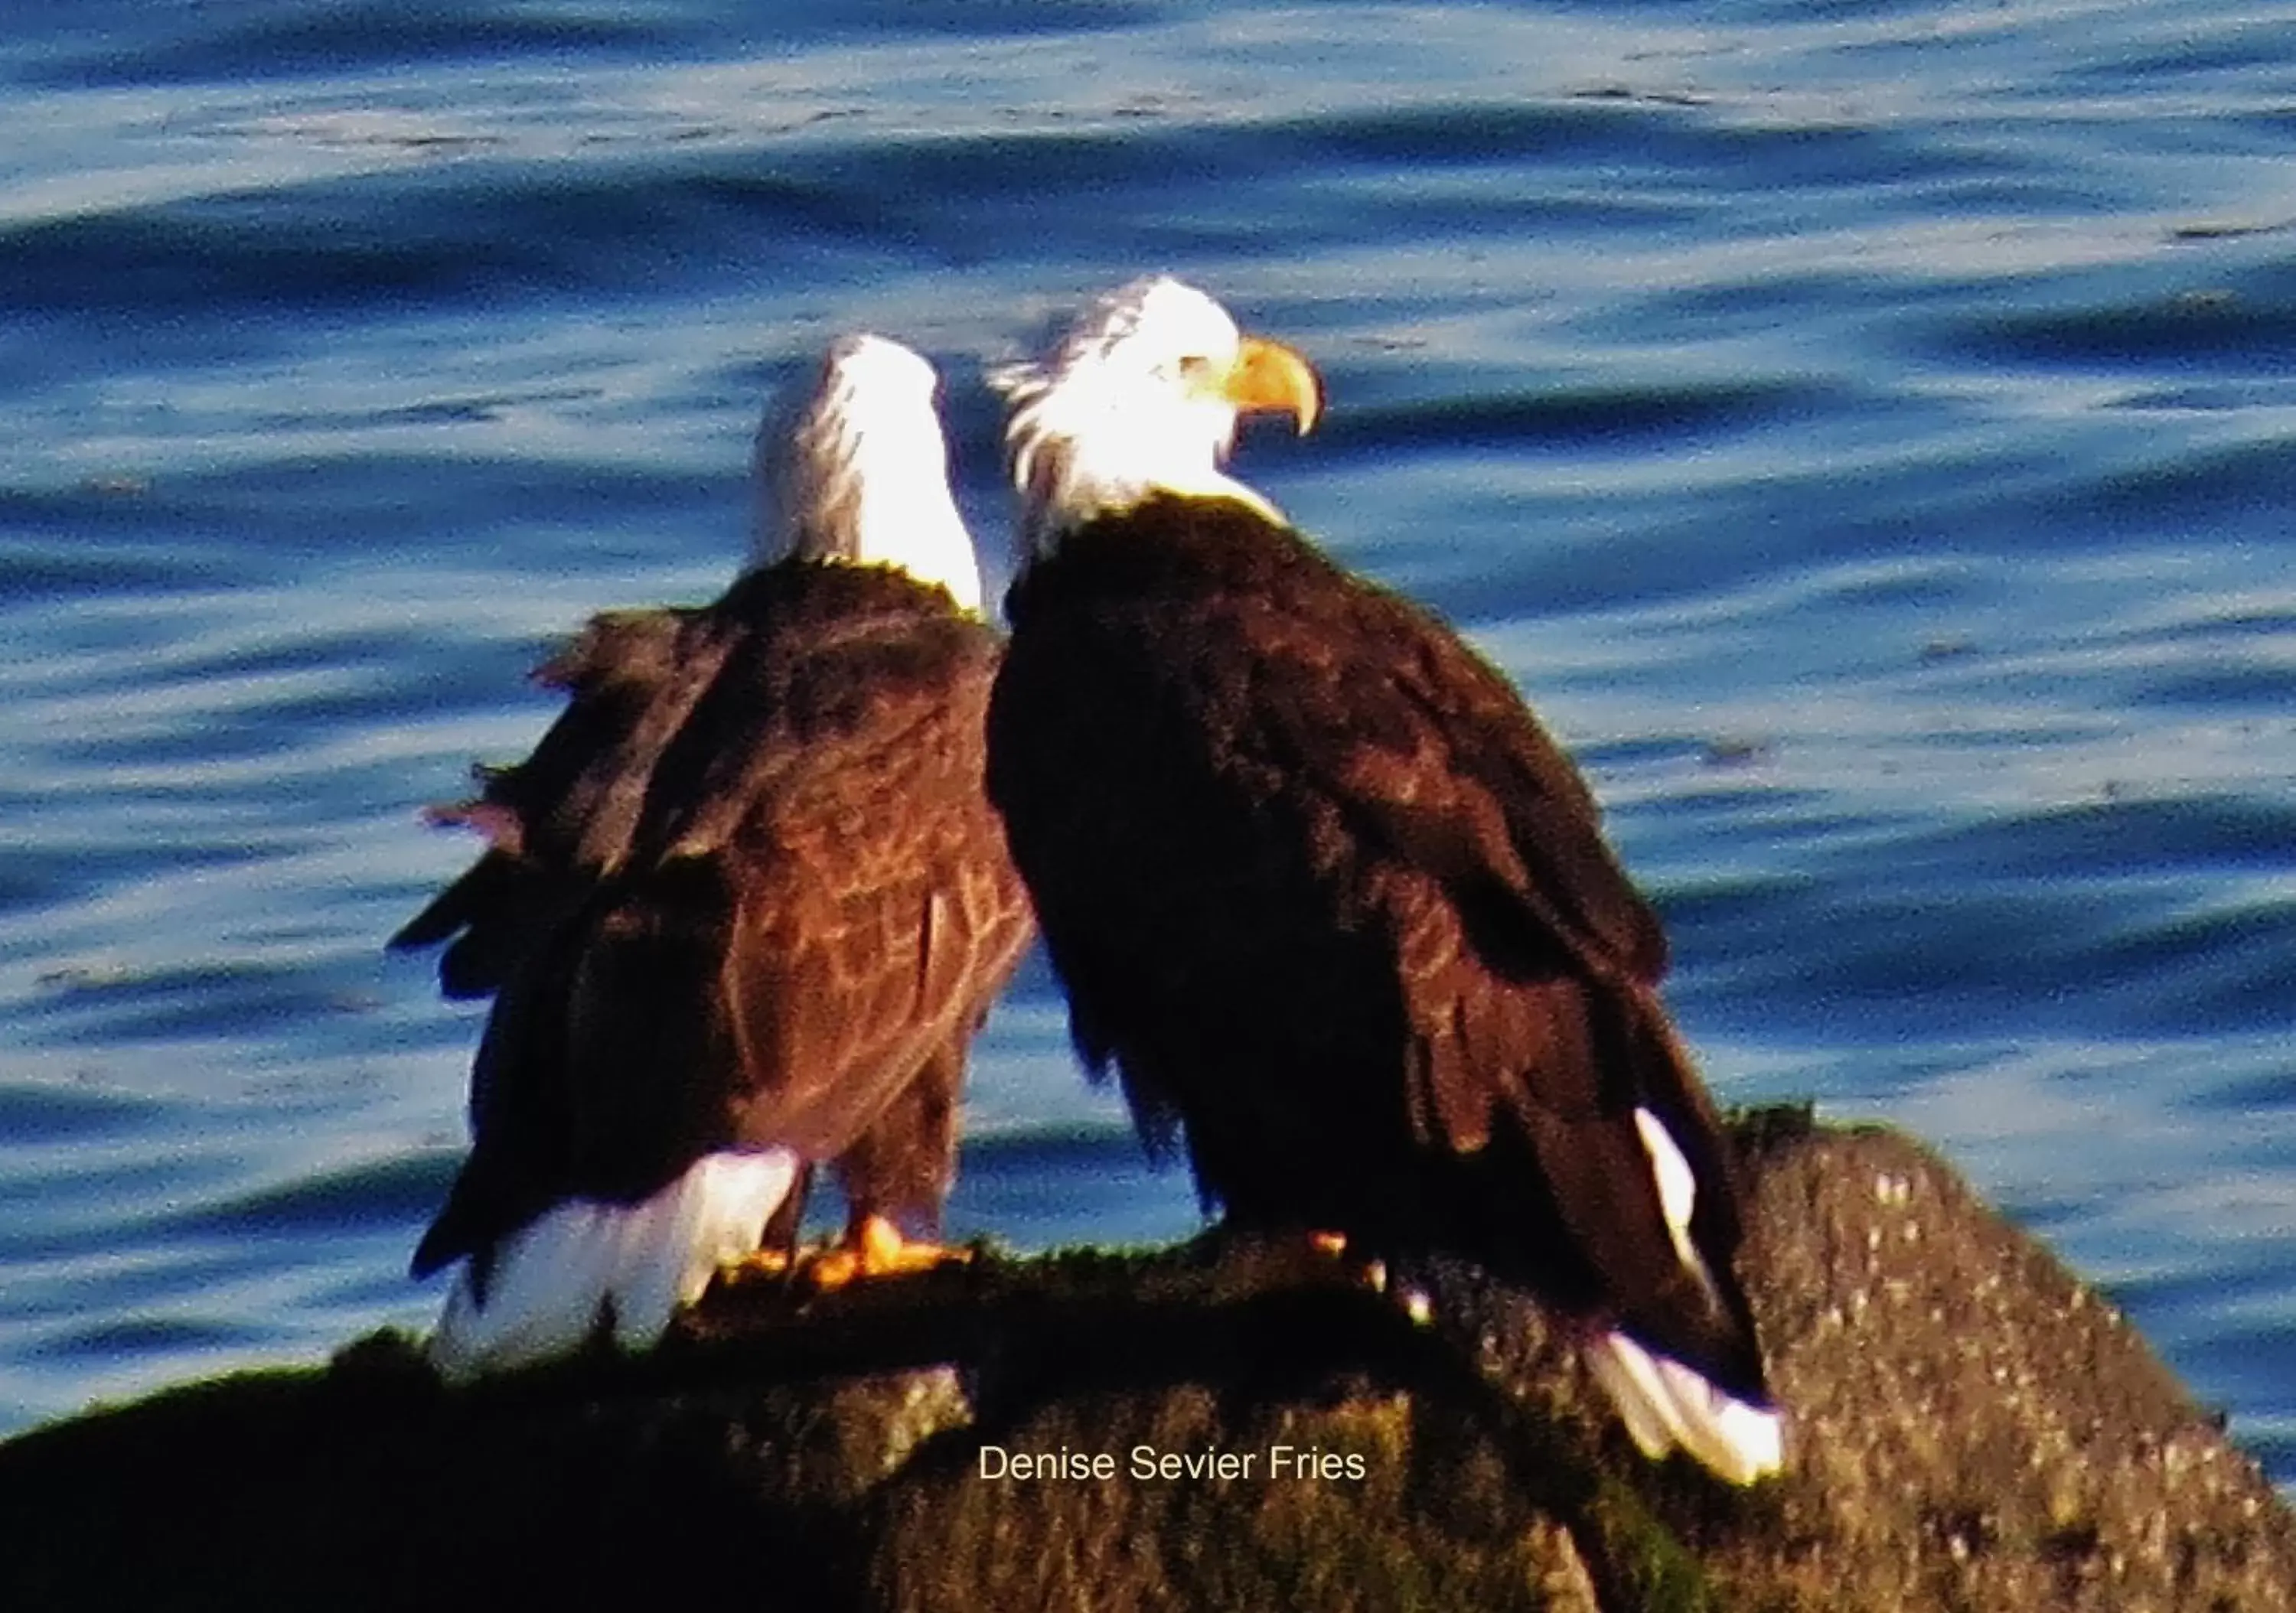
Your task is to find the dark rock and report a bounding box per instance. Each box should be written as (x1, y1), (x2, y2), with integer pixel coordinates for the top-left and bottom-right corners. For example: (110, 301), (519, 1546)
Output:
(1, 1113), (2287, 1611)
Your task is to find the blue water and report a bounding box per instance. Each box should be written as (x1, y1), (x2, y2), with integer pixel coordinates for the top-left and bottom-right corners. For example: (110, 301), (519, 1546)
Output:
(3, 0), (2293, 1481)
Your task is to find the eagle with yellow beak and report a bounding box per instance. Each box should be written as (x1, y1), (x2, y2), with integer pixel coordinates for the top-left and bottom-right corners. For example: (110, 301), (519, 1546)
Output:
(984, 275), (1782, 1485)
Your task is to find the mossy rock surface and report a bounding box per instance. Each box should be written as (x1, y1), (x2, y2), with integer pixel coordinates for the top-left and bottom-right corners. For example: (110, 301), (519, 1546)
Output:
(1, 1113), (2288, 1612)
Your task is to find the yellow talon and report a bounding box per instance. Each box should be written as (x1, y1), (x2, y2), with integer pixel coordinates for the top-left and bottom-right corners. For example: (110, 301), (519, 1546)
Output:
(712, 1215), (970, 1297)
(1306, 1229), (1386, 1293)
(803, 1214), (970, 1293)
(716, 1246), (798, 1286)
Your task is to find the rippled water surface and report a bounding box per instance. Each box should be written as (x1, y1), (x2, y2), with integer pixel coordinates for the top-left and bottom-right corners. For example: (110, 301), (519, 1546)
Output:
(4, 0), (2294, 1478)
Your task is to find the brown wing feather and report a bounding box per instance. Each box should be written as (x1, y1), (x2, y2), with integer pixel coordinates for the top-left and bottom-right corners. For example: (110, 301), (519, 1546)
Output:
(1273, 586), (1667, 989)
(1388, 875), (1757, 1382)
(697, 659), (1032, 1158)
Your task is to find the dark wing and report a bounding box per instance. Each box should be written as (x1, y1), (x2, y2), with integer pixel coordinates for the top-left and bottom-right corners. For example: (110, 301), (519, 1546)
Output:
(394, 604), (747, 1263)
(1248, 573), (1667, 989)
(415, 581), (1032, 1273)
(390, 608), (735, 999)
(1231, 549), (1758, 1390)
(1285, 581), (1756, 1384)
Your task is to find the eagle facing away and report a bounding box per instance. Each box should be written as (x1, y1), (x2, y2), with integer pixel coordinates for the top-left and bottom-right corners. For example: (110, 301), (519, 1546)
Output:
(983, 278), (1781, 1484)
(394, 335), (1034, 1380)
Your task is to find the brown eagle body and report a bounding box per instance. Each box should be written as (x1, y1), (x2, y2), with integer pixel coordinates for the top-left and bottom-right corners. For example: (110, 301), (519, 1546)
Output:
(988, 494), (1767, 1409)
(398, 558), (1034, 1290)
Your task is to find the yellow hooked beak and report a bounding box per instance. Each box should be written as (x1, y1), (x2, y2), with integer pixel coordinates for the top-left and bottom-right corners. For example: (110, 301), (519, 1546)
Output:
(1221, 336), (1322, 435)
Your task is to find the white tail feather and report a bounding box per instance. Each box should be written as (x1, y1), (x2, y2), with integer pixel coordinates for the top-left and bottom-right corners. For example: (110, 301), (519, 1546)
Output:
(427, 1149), (800, 1383)
(1587, 1329), (1784, 1486)
(1632, 1105), (1724, 1309)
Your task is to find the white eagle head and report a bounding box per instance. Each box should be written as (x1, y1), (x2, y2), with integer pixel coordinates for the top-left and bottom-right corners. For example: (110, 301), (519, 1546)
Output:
(991, 276), (1322, 563)
(753, 332), (982, 614)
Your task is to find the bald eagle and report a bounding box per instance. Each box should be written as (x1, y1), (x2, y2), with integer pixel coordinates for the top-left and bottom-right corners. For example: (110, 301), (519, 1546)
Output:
(983, 278), (1781, 1484)
(395, 334), (1034, 1380)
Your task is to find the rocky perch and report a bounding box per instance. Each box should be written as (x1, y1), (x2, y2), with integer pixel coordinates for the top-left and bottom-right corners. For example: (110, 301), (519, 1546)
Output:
(2, 1110), (2289, 1612)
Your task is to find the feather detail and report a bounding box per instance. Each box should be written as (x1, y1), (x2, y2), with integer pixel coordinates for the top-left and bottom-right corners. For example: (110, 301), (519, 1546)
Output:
(1587, 1328), (1784, 1486)
(426, 1149), (798, 1383)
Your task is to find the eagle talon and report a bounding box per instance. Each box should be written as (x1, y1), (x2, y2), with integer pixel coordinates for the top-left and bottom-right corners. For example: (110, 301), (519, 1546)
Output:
(801, 1214), (970, 1294)
(1305, 1229), (1388, 1293)
(713, 1246), (801, 1288)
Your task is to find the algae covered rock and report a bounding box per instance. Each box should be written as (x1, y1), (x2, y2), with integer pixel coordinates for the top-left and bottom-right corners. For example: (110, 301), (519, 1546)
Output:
(0, 1114), (2288, 1612)
(1706, 1114), (2296, 1610)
